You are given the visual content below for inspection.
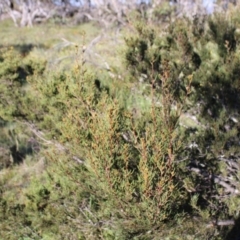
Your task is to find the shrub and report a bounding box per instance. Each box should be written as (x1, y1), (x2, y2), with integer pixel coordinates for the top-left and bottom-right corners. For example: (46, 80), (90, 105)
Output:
(1, 7), (240, 240)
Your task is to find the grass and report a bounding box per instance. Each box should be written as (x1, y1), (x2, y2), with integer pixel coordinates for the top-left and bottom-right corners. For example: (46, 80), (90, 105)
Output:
(0, 18), (127, 89)
(0, 19), (99, 47)
(0, 19), (125, 68)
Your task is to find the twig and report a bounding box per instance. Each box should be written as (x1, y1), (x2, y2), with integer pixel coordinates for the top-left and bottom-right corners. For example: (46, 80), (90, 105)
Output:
(206, 219), (235, 228)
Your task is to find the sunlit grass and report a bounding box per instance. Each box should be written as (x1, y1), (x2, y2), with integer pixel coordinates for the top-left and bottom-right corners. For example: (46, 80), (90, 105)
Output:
(0, 19), (100, 47)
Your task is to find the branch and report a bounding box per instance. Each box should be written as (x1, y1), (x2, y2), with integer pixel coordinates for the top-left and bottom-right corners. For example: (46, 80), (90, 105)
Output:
(206, 219), (235, 228)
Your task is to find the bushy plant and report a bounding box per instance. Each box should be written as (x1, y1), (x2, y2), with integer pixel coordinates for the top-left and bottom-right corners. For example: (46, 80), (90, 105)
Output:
(1, 6), (240, 240)
(124, 9), (240, 238)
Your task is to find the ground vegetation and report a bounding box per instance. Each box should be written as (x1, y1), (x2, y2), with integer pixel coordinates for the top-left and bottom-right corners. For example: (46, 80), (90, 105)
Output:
(0, 1), (240, 239)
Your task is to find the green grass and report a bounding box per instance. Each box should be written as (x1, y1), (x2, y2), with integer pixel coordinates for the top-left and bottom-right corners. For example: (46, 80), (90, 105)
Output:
(0, 19), (103, 74)
(0, 18), (127, 87)
(0, 19), (99, 47)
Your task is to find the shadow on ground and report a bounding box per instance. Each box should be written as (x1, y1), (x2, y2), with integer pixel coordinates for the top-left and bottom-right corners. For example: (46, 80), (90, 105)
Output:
(225, 217), (240, 240)
(0, 43), (47, 55)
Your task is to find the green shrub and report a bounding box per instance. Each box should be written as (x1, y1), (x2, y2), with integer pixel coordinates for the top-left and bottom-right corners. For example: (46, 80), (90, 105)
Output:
(1, 7), (240, 240)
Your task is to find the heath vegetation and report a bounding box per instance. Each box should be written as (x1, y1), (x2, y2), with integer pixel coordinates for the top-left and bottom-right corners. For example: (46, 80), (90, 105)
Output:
(0, 1), (240, 239)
